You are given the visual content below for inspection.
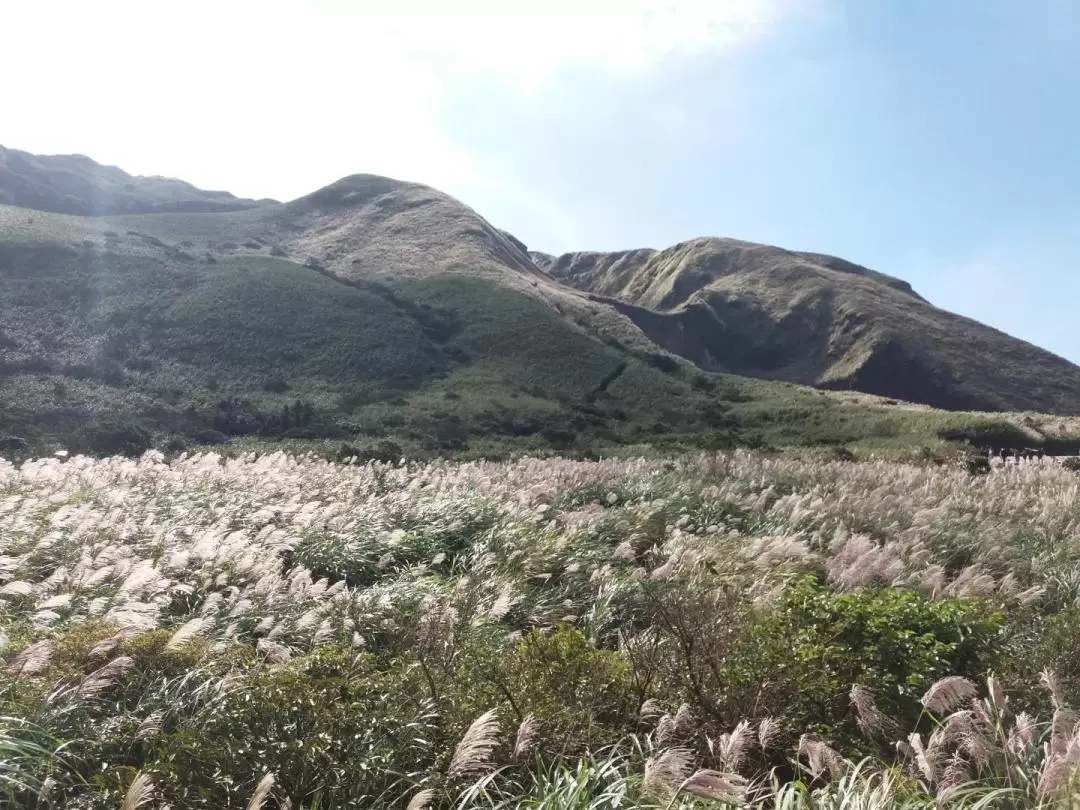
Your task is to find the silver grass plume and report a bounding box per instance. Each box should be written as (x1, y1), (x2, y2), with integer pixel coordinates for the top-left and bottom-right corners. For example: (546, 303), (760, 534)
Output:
(907, 732), (939, 785)
(642, 747), (693, 799)
(165, 618), (206, 650)
(679, 769), (747, 804)
(849, 684), (897, 740)
(971, 697), (992, 727)
(798, 735), (845, 781)
(673, 702), (695, 736)
(136, 710), (164, 742)
(405, 788), (436, 810)
(89, 627), (139, 658)
(78, 655), (135, 703)
(1049, 707), (1078, 758)
(1038, 725), (1080, 800)
(758, 717), (782, 750)
(936, 754), (971, 804)
(121, 771), (156, 810)
(1041, 668), (1066, 711)
(639, 698), (663, 720)
(986, 674), (1006, 713)
(921, 676), (977, 715)
(256, 638), (292, 664)
(10, 639), (54, 676)
(246, 773), (275, 810)
(715, 720), (754, 772)
(449, 709), (501, 779)
(1007, 712), (1036, 755)
(656, 713), (677, 746)
(942, 711), (990, 768)
(512, 714), (539, 761)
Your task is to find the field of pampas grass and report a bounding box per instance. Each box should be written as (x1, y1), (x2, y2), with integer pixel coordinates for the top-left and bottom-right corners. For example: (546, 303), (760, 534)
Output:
(4, 449), (1080, 807)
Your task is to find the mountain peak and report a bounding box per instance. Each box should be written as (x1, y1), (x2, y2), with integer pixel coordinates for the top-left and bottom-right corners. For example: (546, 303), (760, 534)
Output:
(544, 237), (1078, 412)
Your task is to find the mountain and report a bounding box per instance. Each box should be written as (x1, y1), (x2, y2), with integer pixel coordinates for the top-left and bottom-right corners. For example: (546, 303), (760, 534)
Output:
(0, 164), (768, 457)
(0, 146), (271, 216)
(1, 147), (1077, 460)
(535, 238), (1080, 414)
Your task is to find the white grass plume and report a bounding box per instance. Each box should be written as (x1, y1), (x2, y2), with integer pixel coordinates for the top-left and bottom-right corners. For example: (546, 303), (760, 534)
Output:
(921, 676), (977, 715)
(512, 714), (539, 761)
(78, 655), (135, 702)
(449, 709), (501, 779)
(405, 787), (436, 810)
(10, 639), (54, 676)
(714, 719), (754, 772)
(643, 747), (693, 799)
(165, 617), (206, 650)
(121, 771), (156, 810)
(758, 716), (782, 751)
(678, 769), (747, 804)
(246, 773), (275, 810)
(798, 735), (845, 781)
(849, 684), (897, 740)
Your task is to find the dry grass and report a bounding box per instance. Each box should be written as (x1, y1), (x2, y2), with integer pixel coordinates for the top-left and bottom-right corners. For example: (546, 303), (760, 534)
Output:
(2, 449), (1080, 806)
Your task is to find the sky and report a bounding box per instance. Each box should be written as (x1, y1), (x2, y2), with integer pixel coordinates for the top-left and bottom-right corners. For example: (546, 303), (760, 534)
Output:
(4, 0), (1079, 360)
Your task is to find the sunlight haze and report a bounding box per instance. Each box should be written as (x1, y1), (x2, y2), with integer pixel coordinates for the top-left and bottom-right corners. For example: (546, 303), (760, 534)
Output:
(5, 0), (1079, 360)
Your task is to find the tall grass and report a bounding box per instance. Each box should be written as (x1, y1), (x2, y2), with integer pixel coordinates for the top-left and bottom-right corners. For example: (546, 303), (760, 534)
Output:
(1, 450), (1080, 806)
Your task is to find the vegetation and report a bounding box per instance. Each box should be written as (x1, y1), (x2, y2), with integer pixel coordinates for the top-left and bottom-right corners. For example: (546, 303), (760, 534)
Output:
(1, 450), (1080, 807)
(6, 173), (1080, 463)
(0, 146), (266, 216)
(541, 238), (1080, 414)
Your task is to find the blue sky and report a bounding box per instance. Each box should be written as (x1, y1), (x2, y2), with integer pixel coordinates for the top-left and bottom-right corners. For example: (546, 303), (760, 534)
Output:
(5, 0), (1079, 361)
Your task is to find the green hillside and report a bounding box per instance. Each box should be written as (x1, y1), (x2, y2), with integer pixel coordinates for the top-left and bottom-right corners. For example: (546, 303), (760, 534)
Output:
(2, 167), (1080, 461)
(537, 238), (1080, 414)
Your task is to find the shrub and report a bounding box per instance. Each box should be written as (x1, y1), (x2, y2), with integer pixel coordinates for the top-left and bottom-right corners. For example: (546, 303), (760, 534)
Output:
(151, 647), (436, 808)
(263, 376), (291, 394)
(750, 576), (1003, 746)
(80, 422), (152, 457)
(467, 627), (636, 753)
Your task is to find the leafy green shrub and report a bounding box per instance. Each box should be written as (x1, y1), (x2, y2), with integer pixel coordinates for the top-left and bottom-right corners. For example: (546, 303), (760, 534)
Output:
(751, 576), (1002, 745)
(188, 428), (228, 445)
(262, 376), (291, 394)
(642, 575), (1002, 751)
(151, 646), (436, 809)
(467, 627), (636, 753)
(79, 422), (152, 457)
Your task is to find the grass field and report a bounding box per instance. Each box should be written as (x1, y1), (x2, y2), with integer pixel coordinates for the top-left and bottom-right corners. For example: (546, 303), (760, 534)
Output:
(4, 449), (1080, 807)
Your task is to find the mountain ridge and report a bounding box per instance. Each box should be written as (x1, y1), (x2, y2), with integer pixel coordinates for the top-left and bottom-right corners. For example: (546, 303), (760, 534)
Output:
(2, 146), (1080, 458)
(538, 236), (1080, 414)
(0, 145), (274, 216)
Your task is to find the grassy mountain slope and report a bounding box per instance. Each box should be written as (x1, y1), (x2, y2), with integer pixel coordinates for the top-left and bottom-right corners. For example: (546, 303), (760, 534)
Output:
(535, 238), (1080, 414)
(0, 185), (761, 456)
(0, 145), (270, 215)
(2, 159), (1079, 460)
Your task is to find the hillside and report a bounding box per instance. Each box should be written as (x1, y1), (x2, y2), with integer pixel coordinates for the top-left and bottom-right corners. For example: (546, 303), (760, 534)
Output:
(0, 146), (270, 216)
(1, 149), (1077, 459)
(535, 238), (1080, 414)
(0, 171), (767, 457)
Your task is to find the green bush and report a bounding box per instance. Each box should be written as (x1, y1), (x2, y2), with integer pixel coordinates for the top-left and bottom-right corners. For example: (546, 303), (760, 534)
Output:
(467, 626), (636, 753)
(642, 575), (1002, 751)
(751, 576), (1003, 745)
(79, 422), (153, 457)
(151, 646), (436, 809)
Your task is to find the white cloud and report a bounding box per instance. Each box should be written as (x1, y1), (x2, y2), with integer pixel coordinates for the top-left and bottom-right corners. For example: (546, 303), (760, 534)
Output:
(2, 0), (782, 207)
